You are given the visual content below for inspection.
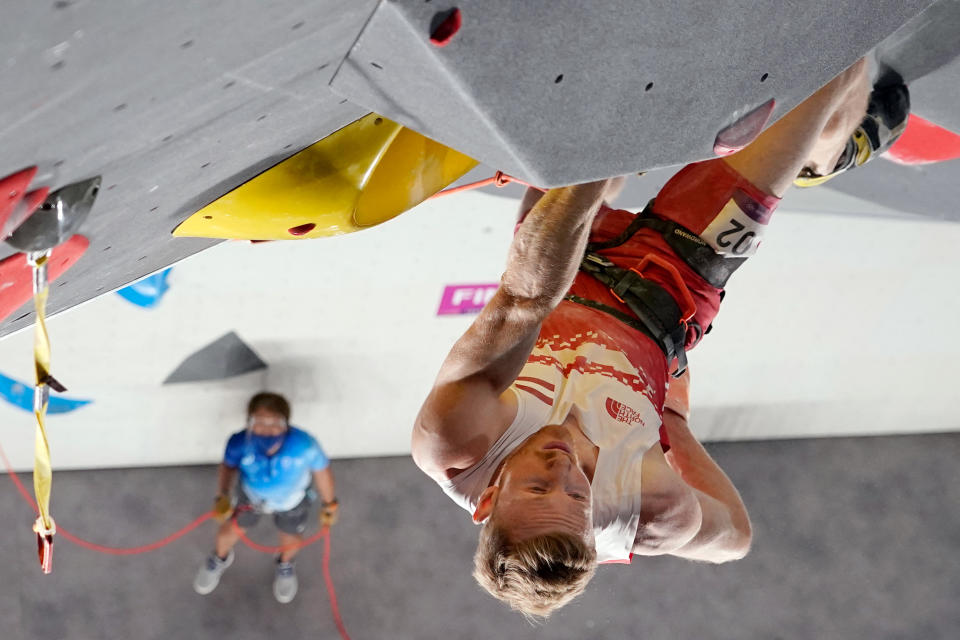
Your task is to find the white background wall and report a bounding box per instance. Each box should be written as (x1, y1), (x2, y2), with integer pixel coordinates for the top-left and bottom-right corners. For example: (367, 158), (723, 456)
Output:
(1, 185), (958, 471)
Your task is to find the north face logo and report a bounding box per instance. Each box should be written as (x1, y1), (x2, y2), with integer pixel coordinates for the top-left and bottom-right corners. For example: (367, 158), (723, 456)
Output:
(605, 398), (645, 426)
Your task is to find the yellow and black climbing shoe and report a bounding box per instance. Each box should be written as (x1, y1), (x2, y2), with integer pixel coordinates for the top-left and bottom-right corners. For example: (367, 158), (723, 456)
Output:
(795, 83), (910, 187)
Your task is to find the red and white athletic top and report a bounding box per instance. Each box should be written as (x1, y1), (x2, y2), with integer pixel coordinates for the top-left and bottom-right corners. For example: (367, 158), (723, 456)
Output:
(439, 299), (670, 563)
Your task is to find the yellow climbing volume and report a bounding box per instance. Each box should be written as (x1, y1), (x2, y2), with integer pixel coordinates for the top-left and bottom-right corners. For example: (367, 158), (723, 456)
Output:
(173, 113), (478, 240)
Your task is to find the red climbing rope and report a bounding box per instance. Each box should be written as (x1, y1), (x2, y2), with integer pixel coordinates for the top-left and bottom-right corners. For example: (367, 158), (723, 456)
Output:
(322, 530), (352, 640)
(233, 524), (350, 638)
(58, 514), (215, 555)
(0, 442), (351, 640)
(430, 170), (534, 198)
(0, 442), (215, 554)
(233, 522), (327, 554)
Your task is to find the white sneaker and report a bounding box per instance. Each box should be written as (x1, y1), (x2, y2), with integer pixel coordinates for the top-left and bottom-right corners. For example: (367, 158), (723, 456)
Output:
(273, 560), (298, 604)
(193, 549), (234, 595)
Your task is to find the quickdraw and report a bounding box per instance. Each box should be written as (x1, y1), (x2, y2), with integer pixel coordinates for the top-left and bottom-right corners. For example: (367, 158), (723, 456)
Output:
(4, 175), (100, 572)
(27, 249), (57, 573)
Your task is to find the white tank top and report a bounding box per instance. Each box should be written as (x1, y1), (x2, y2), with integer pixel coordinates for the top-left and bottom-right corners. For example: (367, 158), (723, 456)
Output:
(438, 301), (668, 563)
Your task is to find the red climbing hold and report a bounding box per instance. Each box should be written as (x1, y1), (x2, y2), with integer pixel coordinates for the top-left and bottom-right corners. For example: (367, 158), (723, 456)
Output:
(714, 99), (776, 156)
(0, 167), (39, 237)
(886, 114), (960, 166)
(430, 8), (462, 47)
(0, 234), (90, 324)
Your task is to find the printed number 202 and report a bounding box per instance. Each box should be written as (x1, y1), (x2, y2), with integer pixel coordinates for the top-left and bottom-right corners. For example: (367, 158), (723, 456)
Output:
(715, 219), (756, 256)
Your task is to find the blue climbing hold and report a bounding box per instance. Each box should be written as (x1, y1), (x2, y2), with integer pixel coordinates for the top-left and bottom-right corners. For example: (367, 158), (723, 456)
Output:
(116, 268), (172, 308)
(0, 372), (92, 414)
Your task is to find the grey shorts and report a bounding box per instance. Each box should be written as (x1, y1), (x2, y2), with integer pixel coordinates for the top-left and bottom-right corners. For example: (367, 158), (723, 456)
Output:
(233, 488), (311, 535)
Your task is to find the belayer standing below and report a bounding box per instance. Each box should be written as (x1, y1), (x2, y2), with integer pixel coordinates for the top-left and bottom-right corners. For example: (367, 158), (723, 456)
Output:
(194, 392), (339, 603)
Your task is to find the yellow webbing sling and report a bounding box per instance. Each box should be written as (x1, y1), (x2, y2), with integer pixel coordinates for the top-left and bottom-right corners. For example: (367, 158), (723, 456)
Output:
(27, 250), (56, 573)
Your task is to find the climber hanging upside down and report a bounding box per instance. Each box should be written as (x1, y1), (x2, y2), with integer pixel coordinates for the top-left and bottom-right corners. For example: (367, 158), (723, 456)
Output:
(411, 58), (909, 617)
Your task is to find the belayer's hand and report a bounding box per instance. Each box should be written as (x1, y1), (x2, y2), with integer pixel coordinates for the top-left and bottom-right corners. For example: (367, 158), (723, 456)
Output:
(213, 494), (234, 523)
(319, 499), (340, 527)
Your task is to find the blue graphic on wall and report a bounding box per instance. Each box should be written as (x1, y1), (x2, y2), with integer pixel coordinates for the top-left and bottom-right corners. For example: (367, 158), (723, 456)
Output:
(0, 372), (92, 415)
(116, 268), (172, 308)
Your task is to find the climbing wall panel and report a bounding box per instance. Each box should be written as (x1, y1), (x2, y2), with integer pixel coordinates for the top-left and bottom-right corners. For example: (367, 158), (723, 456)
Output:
(331, 0), (936, 187)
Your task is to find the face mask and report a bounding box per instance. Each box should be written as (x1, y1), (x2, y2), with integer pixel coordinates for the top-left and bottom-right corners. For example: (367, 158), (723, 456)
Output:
(250, 433), (285, 455)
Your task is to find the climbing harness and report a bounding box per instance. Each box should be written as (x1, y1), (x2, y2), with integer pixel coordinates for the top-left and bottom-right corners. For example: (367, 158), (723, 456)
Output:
(436, 175), (720, 376)
(583, 200), (745, 289)
(563, 199), (751, 378)
(566, 251), (697, 378)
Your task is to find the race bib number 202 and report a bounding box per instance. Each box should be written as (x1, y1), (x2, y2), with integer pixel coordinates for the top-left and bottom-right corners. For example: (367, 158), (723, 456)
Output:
(699, 189), (773, 258)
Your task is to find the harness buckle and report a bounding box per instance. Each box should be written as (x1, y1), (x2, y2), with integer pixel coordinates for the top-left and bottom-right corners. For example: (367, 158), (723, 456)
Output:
(584, 253), (614, 269)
